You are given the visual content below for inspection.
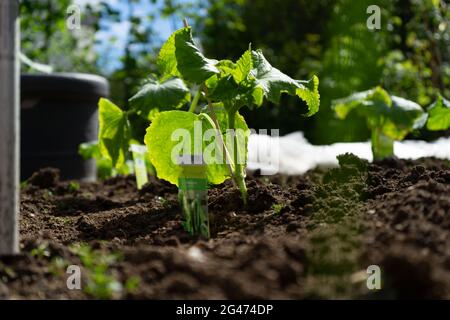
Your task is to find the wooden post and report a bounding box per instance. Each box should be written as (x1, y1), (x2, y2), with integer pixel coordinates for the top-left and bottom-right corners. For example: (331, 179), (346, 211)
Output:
(0, 0), (20, 255)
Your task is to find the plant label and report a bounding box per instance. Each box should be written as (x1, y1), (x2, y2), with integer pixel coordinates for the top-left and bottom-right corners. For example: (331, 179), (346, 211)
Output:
(178, 155), (209, 238)
(130, 144), (149, 190)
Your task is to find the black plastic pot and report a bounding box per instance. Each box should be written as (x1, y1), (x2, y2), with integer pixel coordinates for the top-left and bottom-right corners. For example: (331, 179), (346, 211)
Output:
(21, 73), (109, 181)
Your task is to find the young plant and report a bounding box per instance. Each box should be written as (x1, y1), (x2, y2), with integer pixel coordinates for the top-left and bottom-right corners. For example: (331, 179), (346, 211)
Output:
(143, 26), (320, 203)
(79, 99), (156, 184)
(79, 141), (133, 179)
(70, 244), (123, 299)
(332, 87), (426, 160)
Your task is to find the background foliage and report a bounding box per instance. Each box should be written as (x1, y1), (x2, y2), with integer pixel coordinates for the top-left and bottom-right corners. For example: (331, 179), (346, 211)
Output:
(20, 0), (449, 144)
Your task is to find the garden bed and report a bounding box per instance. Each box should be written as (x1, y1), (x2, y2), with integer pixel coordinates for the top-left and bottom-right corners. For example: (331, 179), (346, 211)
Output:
(1, 155), (449, 299)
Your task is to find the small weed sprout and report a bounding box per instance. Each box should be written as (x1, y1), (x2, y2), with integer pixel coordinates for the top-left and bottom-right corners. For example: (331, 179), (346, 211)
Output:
(272, 203), (285, 214)
(68, 181), (80, 192)
(70, 244), (123, 299)
(30, 242), (51, 259)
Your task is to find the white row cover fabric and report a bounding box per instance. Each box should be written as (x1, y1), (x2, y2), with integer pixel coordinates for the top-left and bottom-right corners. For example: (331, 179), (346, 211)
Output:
(248, 131), (450, 175)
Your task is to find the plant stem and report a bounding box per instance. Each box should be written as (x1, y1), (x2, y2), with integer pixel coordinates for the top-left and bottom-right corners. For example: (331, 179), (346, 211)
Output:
(371, 128), (394, 160)
(199, 112), (235, 174)
(126, 109), (137, 116)
(188, 88), (202, 113)
(202, 85), (235, 180)
(228, 111), (248, 204)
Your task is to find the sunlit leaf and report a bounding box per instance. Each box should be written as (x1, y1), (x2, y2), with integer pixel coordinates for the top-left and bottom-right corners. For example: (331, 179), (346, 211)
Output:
(427, 94), (450, 131)
(250, 50), (319, 115)
(144, 108), (249, 186)
(98, 98), (130, 169)
(157, 27), (219, 83)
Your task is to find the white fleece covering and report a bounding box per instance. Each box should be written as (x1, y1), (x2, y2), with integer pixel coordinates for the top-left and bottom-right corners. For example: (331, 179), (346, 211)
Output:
(247, 131), (450, 175)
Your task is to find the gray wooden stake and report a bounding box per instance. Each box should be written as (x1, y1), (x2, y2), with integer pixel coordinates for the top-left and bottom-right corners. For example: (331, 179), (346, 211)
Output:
(0, 0), (20, 255)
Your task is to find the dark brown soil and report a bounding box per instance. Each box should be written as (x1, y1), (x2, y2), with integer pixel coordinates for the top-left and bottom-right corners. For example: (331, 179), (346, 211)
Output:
(1, 155), (449, 299)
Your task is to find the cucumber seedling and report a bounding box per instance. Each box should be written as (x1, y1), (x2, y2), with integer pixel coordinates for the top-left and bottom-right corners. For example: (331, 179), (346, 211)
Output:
(144, 26), (320, 204)
(332, 87), (427, 160)
(87, 25), (320, 237)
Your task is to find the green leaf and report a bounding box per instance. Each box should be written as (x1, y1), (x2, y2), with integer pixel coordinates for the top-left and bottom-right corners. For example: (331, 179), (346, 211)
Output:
(144, 108), (249, 186)
(157, 30), (181, 78)
(157, 27), (219, 83)
(78, 140), (130, 180)
(79, 141), (101, 160)
(129, 78), (191, 120)
(234, 48), (252, 83)
(216, 59), (238, 76)
(296, 76), (320, 116)
(427, 94), (450, 131)
(333, 87), (392, 119)
(206, 74), (240, 102)
(207, 50), (253, 105)
(252, 87), (264, 107)
(98, 98), (130, 169)
(332, 88), (425, 140)
(250, 50), (319, 115)
(384, 96), (426, 140)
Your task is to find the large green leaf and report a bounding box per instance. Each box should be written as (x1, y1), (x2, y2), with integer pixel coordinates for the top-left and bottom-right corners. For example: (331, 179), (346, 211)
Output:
(129, 78), (191, 119)
(427, 94), (450, 131)
(250, 50), (320, 115)
(144, 108), (249, 186)
(157, 27), (219, 83)
(157, 30), (180, 78)
(98, 98), (130, 169)
(205, 49), (319, 115)
(333, 87), (392, 119)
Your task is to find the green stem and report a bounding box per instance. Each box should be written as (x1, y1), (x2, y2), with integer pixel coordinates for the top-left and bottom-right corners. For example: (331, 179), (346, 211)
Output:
(228, 111), (248, 204)
(371, 128), (394, 160)
(199, 113), (235, 174)
(188, 88), (202, 113)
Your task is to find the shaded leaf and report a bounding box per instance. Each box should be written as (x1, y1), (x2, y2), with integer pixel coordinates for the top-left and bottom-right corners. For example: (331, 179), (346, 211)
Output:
(129, 78), (191, 119)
